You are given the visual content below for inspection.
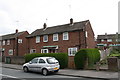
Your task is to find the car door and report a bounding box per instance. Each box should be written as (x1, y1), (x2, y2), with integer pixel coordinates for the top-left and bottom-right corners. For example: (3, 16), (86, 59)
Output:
(28, 58), (38, 71)
(37, 59), (46, 72)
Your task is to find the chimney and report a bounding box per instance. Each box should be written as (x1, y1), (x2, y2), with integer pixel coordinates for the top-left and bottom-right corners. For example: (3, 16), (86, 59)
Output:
(16, 29), (18, 33)
(43, 23), (47, 29)
(70, 18), (73, 24)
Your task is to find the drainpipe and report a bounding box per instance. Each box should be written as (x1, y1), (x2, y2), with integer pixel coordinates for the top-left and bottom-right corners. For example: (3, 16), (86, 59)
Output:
(16, 37), (18, 56)
(78, 30), (81, 50)
(15, 29), (18, 56)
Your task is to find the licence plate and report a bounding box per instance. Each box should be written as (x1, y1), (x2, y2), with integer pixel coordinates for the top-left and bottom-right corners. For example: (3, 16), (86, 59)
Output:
(54, 67), (58, 70)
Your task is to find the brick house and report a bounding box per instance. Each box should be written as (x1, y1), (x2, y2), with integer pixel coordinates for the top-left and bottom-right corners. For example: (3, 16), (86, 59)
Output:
(97, 33), (120, 49)
(0, 30), (29, 63)
(26, 19), (96, 68)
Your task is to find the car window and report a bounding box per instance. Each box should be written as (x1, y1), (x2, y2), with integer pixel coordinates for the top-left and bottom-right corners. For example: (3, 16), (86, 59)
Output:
(31, 58), (38, 63)
(47, 58), (58, 64)
(39, 59), (46, 63)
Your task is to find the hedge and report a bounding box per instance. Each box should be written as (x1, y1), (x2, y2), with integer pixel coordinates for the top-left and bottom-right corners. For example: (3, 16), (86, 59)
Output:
(24, 53), (68, 69)
(74, 48), (100, 69)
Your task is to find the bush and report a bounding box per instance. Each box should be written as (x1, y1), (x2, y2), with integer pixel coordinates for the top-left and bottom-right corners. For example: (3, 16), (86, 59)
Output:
(108, 48), (120, 59)
(74, 48), (100, 69)
(24, 53), (68, 69)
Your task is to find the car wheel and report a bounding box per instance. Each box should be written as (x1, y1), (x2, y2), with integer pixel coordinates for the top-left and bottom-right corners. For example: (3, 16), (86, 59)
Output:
(42, 69), (48, 76)
(23, 66), (29, 72)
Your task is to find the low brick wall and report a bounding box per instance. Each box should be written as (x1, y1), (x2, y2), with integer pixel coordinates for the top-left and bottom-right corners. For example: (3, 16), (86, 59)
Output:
(107, 57), (119, 71)
(68, 56), (75, 69)
(5, 56), (25, 65)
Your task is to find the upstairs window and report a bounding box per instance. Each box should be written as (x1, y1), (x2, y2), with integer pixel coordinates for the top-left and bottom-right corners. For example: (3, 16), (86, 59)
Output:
(101, 39), (104, 42)
(86, 31), (88, 37)
(0, 41), (1, 46)
(43, 35), (48, 42)
(3, 40), (5, 45)
(53, 34), (58, 41)
(36, 36), (40, 43)
(7, 40), (10, 45)
(107, 39), (112, 42)
(63, 32), (69, 40)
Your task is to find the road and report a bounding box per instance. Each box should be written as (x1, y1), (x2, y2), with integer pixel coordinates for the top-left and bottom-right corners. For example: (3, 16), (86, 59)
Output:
(1, 67), (105, 80)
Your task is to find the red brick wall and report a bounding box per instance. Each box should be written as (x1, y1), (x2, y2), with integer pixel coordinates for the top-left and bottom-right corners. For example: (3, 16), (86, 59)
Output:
(27, 31), (81, 53)
(17, 31), (29, 56)
(2, 39), (15, 56)
(3, 31), (29, 57)
(86, 22), (96, 48)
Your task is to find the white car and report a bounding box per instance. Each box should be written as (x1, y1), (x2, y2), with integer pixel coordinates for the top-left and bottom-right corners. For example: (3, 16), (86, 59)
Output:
(23, 57), (60, 76)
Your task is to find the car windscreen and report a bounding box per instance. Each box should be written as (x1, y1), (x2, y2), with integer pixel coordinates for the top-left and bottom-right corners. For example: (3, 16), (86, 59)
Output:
(47, 58), (58, 64)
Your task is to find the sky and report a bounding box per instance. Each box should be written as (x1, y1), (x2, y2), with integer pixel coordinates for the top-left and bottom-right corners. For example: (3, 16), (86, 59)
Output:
(0, 0), (119, 37)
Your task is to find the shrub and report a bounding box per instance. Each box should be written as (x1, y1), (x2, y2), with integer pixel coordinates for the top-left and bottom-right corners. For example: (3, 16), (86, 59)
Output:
(108, 48), (120, 59)
(24, 53), (68, 69)
(74, 48), (100, 69)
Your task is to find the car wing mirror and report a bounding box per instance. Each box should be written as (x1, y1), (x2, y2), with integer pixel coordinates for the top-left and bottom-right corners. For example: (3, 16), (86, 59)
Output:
(29, 61), (32, 64)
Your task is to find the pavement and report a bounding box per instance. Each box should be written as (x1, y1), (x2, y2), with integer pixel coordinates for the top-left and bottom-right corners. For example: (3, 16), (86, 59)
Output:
(1, 63), (119, 80)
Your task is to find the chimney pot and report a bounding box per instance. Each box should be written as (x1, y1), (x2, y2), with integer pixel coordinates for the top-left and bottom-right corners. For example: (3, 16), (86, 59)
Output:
(16, 29), (18, 33)
(70, 18), (73, 24)
(43, 23), (47, 29)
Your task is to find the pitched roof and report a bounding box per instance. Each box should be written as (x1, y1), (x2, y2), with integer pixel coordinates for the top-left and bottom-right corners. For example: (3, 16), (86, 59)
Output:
(97, 33), (120, 39)
(27, 20), (89, 38)
(0, 31), (26, 40)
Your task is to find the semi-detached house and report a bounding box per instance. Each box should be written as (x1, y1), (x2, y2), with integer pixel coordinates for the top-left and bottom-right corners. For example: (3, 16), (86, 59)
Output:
(26, 19), (96, 68)
(0, 30), (29, 63)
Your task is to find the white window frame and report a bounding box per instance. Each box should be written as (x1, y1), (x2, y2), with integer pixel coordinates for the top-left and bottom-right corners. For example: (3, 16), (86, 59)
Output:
(43, 35), (48, 42)
(107, 39), (112, 42)
(63, 32), (69, 40)
(7, 40), (10, 45)
(68, 47), (77, 56)
(30, 49), (36, 53)
(18, 39), (22, 43)
(41, 49), (48, 53)
(53, 34), (58, 41)
(86, 31), (88, 37)
(8, 49), (13, 55)
(101, 39), (104, 42)
(36, 36), (40, 43)
(2, 40), (5, 45)
(0, 41), (1, 46)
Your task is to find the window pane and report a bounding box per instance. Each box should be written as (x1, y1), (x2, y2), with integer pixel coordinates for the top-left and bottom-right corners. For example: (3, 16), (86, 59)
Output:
(53, 34), (58, 41)
(18, 39), (22, 43)
(31, 59), (38, 63)
(36, 36), (40, 43)
(63, 32), (69, 40)
(0, 41), (1, 46)
(30, 49), (36, 53)
(7, 40), (10, 45)
(43, 35), (48, 42)
(8, 49), (13, 55)
(3, 41), (5, 45)
(107, 39), (112, 42)
(68, 47), (77, 56)
(39, 59), (45, 63)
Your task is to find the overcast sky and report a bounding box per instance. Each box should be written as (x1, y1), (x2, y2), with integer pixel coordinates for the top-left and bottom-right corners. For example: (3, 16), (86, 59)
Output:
(0, 0), (119, 37)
